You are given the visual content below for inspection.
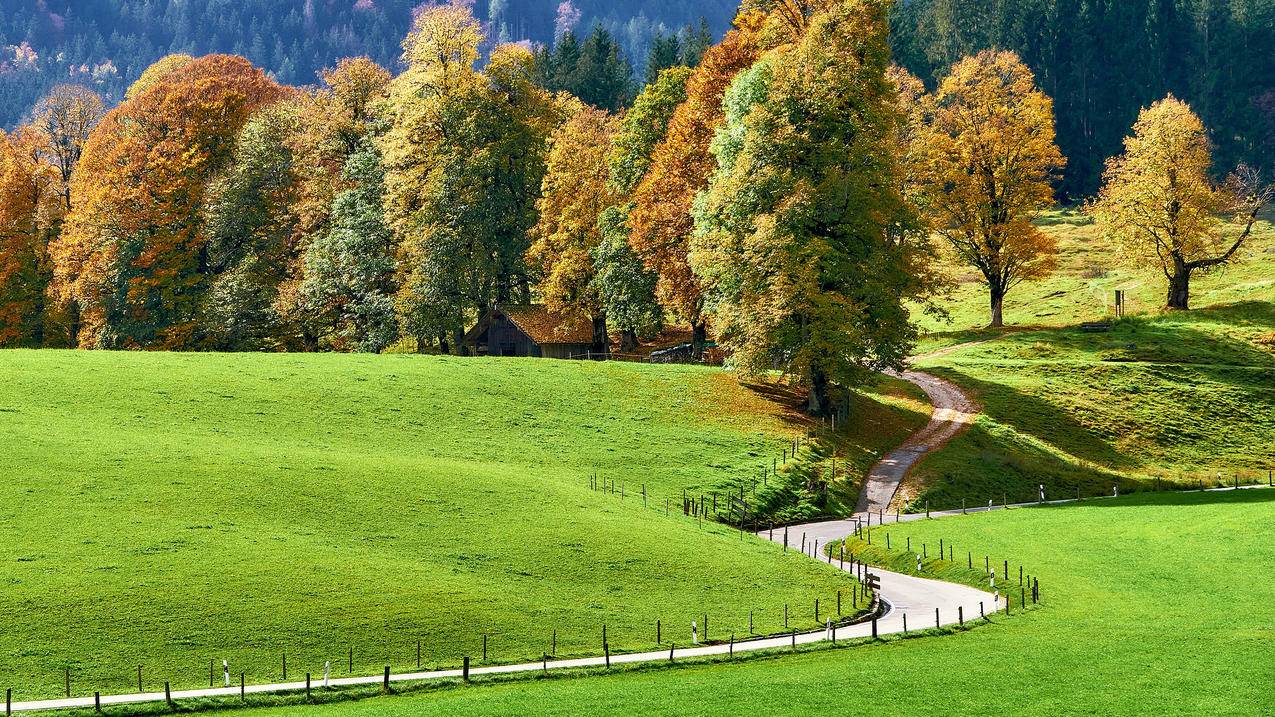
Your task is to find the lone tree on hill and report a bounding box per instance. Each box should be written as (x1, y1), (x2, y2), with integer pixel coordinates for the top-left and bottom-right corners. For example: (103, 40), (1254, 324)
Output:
(913, 50), (1065, 328)
(1091, 96), (1274, 310)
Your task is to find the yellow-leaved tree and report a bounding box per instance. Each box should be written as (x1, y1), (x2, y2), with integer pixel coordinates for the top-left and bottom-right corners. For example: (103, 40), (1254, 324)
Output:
(1090, 96), (1274, 310)
(527, 102), (619, 354)
(914, 50), (1065, 327)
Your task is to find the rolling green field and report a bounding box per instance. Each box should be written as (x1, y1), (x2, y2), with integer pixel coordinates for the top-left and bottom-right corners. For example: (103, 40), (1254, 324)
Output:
(0, 351), (895, 700)
(172, 489), (1275, 717)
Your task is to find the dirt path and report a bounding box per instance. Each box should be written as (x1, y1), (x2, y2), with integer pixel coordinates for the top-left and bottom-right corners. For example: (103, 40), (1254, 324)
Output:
(853, 364), (979, 514)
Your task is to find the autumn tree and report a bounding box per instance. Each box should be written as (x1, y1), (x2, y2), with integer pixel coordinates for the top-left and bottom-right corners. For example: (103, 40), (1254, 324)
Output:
(1091, 96), (1275, 310)
(0, 128), (59, 346)
(383, 6), (558, 352)
(591, 66), (693, 350)
(31, 84), (104, 213)
(202, 103), (302, 350)
(52, 55), (287, 348)
(692, 0), (939, 415)
(914, 50), (1064, 327)
(594, 207), (663, 351)
(125, 54), (196, 100)
(528, 103), (619, 353)
(299, 142), (399, 352)
(628, 11), (766, 354)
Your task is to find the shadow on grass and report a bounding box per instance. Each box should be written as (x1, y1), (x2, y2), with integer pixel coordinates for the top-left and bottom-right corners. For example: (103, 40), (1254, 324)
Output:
(925, 367), (1136, 471)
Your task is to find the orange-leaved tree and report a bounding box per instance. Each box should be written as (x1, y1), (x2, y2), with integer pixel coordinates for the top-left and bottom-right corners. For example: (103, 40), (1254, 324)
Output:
(913, 50), (1065, 328)
(52, 54), (287, 348)
(528, 101), (619, 353)
(0, 128), (60, 346)
(627, 10), (766, 353)
(1090, 96), (1274, 310)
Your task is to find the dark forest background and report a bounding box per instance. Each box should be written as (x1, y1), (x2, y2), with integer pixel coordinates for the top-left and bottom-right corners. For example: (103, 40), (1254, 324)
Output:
(1, 0), (1272, 193)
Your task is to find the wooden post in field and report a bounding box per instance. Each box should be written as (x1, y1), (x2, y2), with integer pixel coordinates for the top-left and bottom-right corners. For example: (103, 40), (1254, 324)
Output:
(552, 629), (557, 656)
(137, 665), (142, 693)
(935, 608), (939, 628)
(383, 666), (390, 692)
(5, 687), (10, 717)
(94, 692), (100, 712)
(902, 614), (907, 635)
(462, 657), (470, 681)
(349, 645), (353, 673)
(240, 673), (245, 701)
(282, 652), (287, 680)
(657, 620), (661, 644)
(483, 633), (487, 661)
(305, 674), (311, 701)
(64, 668), (69, 698)
(165, 682), (172, 707)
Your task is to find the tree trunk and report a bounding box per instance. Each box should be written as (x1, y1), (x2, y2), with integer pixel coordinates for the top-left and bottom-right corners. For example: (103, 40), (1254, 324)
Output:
(1167, 263), (1191, 310)
(68, 302), (81, 348)
(436, 333), (448, 355)
(620, 329), (639, 353)
(988, 284), (1005, 328)
(303, 330), (319, 352)
(452, 327), (466, 356)
(807, 366), (830, 416)
(591, 314), (609, 356)
(691, 321), (707, 360)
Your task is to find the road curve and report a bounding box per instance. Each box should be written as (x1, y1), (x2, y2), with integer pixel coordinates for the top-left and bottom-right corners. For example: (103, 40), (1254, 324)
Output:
(855, 370), (978, 514)
(6, 364), (992, 714)
(8, 551), (998, 714)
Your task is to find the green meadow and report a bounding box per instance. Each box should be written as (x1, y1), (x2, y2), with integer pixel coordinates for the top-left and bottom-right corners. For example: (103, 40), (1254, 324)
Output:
(0, 351), (882, 700)
(894, 211), (1275, 510)
(149, 489), (1275, 717)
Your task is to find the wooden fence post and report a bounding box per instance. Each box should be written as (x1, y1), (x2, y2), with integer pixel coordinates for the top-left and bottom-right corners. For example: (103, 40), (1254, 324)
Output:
(462, 657), (470, 682)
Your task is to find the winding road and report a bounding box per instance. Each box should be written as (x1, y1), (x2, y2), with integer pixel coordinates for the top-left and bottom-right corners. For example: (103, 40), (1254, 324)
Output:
(7, 369), (995, 714)
(856, 368), (979, 514)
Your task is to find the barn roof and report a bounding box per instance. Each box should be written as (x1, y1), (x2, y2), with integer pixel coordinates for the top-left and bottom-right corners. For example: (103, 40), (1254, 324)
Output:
(496, 305), (594, 345)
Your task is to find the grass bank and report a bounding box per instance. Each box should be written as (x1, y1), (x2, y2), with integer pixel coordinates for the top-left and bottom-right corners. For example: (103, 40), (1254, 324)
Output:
(157, 489), (1275, 716)
(0, 351), (871, 699)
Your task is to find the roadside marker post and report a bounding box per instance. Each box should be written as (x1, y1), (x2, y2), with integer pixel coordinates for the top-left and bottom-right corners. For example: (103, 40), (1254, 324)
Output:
(382, 666), (390, 692)
(462, 657), (470, 682)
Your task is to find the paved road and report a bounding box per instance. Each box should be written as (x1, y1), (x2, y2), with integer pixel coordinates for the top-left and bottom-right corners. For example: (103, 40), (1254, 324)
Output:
(855, 370), (978, 514)
(9, 557), (997, 713)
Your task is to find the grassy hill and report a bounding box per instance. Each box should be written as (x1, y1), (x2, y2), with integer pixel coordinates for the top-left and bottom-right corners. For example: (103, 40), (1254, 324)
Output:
(166, 489), (1275, 716)
(892, 211), (1275, 510)
(915, 208), (1275, 343)
(0, 351), (895, 700)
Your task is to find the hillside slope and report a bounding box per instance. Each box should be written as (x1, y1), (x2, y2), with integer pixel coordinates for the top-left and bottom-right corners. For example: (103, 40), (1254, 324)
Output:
(900, 212), (1275, 509)
(0, 352), (872, 699)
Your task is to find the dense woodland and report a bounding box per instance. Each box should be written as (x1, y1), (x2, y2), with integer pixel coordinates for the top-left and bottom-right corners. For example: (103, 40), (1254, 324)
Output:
(2, 0), (1273, 193)
(0, 0), (1271, 413)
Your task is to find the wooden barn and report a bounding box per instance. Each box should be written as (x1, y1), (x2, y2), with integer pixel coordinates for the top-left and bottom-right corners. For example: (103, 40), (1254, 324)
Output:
(463, 305), (597, 359)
